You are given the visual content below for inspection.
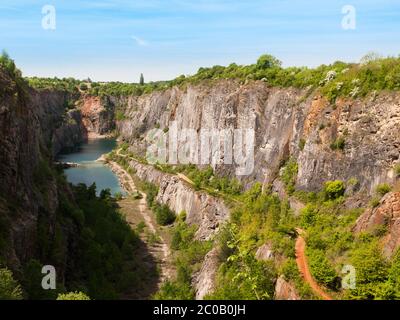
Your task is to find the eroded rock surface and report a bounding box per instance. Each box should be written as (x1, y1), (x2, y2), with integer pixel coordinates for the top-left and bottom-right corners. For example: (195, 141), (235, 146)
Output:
(274, 276), (300, 300)
(354, 192), (400, 258)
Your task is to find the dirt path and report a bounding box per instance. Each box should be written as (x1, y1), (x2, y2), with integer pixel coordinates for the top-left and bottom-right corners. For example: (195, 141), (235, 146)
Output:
(295, 228), (333, 300)
(107, 160), (174, 285)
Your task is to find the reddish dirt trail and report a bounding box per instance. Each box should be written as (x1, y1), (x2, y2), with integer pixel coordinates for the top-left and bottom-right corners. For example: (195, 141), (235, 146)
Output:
(295, 228), (333, 300)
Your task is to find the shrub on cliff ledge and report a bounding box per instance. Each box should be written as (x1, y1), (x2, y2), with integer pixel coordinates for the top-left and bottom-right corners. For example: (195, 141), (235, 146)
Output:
(394, 164), (400, 177)
(375, 183), (392, 197)
(281, 159), (298, 195)
(330, 137), (346, 151)
(324, 180), (346, 200)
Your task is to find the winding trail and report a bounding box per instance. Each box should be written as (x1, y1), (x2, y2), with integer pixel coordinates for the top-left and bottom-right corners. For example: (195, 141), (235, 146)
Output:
(107, 160), (174, 284)
(295, 228), (333, 300)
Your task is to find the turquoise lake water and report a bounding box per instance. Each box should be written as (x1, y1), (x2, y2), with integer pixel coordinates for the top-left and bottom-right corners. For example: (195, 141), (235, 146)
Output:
(58, 139), (125, 196)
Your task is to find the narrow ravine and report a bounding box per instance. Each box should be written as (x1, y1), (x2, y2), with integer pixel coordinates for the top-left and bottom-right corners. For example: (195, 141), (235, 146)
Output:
(107, 160), (175, 285)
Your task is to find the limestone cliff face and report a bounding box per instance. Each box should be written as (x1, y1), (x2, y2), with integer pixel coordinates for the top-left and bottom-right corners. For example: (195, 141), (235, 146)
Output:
(29, 90), (87, 155)
(80, 95), (115, 135)
(0, 71), (85, 278)
(114, 81), (400, 195)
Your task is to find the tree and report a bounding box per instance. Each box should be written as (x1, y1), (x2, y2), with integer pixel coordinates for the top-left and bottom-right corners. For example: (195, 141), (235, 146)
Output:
(140, 73), (144, 85)
(324, 180), (346, 200)
(256, 54), (282, 70)
(0, 268), (23, 300)
(57, 291), (91, 300)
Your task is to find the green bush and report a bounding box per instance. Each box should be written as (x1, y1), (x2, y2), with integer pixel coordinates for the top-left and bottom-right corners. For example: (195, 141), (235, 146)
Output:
(171, 222), (197, 250)
(369, 197), (381, 208)
(324, 180), (346, 200)
(330, 137), (345, 151)
(57, 292), (90, 300)
(154, 203), (176, 226)
(281, 159), (298, 195)
(375, 183), (392, 196)
(299, 139), (306, 151)
(0, 268), (23, 300)
(307, 248), (338, 289)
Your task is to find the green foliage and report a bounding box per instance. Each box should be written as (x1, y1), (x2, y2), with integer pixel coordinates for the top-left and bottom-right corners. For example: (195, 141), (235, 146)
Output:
(59, 183), (150, 299)
(300, 205), (318, 228)
(153, 280), (194, 300)
(153, 203), (176, 226)
(281, 159), (298, 195)
(140, 73), (144, 85)
(155, 225), (211, 300)
(114, 192), (123, 200)
(330, 137), (345, 151)
(141, 182), (159, 207)
(345, 241), (391, 299)
(395, 164), (400, 177)
(0, 50), (27, 96)
(20, 53), (400, 100)
(324, 180), (346, 200)
(369, 197), (381, 208)
(115, 111), (127, 121)
(171, 221), (197, 250)
(0, 268), (23, 300)
(57, 291), (90, 300)
(375, 183), (392, 196)
(208, 181), (301, 299)
(207, 224), (277, 300)
(299, 139), (306, 151)
(256, 54), (282, 70)
(139, 181), (175, 225)
(307, 248), (338, 289)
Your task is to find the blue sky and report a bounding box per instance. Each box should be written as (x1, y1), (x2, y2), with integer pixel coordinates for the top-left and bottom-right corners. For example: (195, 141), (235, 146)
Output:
(1, 0), (399, 82)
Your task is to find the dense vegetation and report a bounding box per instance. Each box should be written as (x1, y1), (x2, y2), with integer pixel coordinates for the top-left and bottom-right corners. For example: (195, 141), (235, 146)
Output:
(6, 168), (152, 300)
(295, 176), (400, 299)
(0, 268), (23, 300)
(0, 51), (28, 100)
(207, 183), (312, 299)
(62, 183), (152, 299)
(23, 52), (400, 102)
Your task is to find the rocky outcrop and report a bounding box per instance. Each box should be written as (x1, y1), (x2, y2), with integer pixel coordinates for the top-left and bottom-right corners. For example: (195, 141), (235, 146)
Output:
(80, 95), (115, 135)
(354, 192), (400, 258)
(192, 247), (220, 299)
(127, 159), (230, 240)
(255, 242), (274, 261)
(274, 276), (300, 300)
(0, 69), (81, 276)
(297, 95), (400, 194)
(29, 89), (87, 155)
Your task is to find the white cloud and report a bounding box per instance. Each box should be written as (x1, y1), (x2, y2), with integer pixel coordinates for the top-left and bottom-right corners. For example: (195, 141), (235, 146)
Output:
(132, 35), (149, 47)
